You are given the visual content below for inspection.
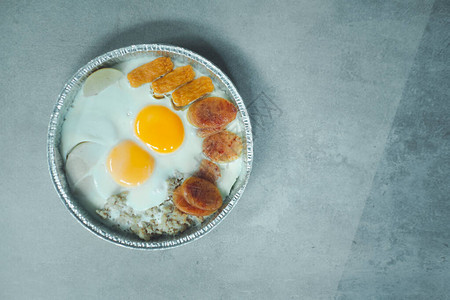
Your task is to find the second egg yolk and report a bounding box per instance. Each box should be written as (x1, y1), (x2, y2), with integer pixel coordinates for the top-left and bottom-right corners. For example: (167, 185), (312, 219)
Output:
(107, 140), (155, 186)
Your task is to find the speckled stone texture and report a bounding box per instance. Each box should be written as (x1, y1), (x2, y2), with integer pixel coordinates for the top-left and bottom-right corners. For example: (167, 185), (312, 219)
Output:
(0, 0), (448, 299)
(336, 1), (450, 298)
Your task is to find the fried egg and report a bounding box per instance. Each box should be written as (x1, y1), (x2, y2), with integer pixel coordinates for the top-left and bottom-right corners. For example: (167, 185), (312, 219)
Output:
(61, 56), (242, 213)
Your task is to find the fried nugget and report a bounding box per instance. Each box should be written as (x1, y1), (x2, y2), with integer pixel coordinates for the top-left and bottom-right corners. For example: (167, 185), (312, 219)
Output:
(127, 57), (173, 88)
(151, 65), (195, 96)
(171, 76), (214, 107)
(202, 131), (243, 163)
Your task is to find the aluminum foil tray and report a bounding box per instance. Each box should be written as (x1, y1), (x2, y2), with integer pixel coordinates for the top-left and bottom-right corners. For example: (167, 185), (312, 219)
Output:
(47, 44), (253, 249)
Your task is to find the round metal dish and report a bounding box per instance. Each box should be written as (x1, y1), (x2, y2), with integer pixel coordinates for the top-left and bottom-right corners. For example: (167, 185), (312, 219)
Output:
(47, 44), (253, 249)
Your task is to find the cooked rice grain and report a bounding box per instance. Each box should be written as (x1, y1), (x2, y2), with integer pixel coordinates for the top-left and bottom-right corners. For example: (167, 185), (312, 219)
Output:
(96, 173), (204, 241)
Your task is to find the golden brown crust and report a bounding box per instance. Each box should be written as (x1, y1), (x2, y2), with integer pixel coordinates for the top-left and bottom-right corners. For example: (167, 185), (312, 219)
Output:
(151, 65), (195, 95)
(127, 57), (173, 88)
(187, 97), (238, 129)
(202, 131), (243, 163)
(181, 177), (222, 211)
(196, 159), (221, 183)
(172, 186), (216, 217)
(172, 77), (214, 107)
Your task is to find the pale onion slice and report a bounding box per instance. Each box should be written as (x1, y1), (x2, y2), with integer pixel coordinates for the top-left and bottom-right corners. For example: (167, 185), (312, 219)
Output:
(66, 141), (120, 211)
(65, 141), (105, 186)
(83, 68), (123, 97)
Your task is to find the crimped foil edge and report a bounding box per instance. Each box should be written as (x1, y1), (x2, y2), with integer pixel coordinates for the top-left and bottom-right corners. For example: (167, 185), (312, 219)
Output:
(47, 44), (253, 249)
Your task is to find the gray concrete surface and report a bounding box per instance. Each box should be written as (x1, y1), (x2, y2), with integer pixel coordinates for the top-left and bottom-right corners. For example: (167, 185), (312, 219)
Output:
(0, 0), (448, 299)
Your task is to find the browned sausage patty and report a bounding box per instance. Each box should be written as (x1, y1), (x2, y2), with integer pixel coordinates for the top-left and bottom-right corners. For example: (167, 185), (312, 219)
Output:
(202, 131), (243, 163)
(196, 159), (221, 183)
(172, 186), (216, 216)
(181, 177), (222, 211)
(187, 97), (237, 129)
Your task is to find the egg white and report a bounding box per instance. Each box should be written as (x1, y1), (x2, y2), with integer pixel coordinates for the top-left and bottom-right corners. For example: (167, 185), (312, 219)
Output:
(62, 55), (243, 212)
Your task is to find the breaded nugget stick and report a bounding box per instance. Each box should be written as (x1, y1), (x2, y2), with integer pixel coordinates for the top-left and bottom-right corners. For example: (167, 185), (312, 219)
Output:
(151, 65), (195, 96)
(127, 57), (173, 88)
(172, 76), (214, 107)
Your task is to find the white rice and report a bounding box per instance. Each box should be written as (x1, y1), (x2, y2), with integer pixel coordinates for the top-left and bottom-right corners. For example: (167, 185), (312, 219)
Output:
(96, 172), (204, 241)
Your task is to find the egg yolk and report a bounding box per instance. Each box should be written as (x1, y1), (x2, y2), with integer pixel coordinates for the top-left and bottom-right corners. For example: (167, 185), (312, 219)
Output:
(107, 140), (154, 186)
(135, 105), (184, 153)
